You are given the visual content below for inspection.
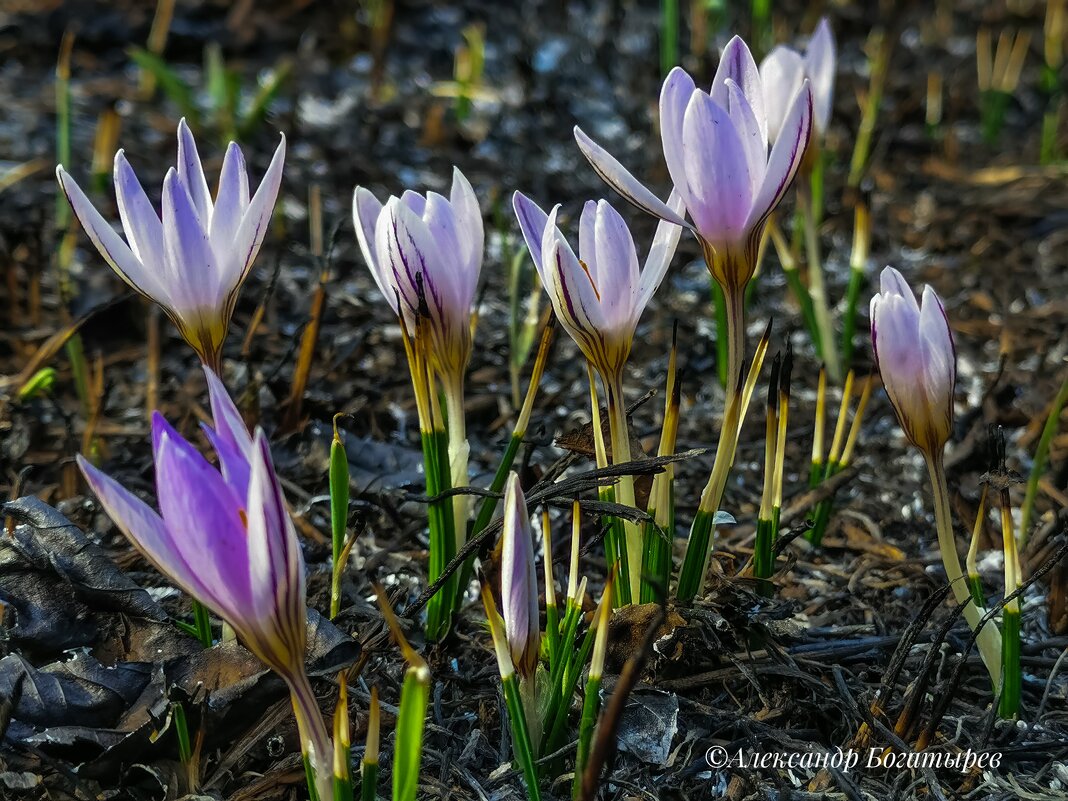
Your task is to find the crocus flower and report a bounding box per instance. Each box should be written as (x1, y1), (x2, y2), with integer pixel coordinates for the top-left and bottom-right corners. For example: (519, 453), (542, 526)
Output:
(77, 367), (332, 799)
(760, 18), (835, 145)
(869, 266), (955, 454)
(352, 168), (484, 380)
(511, 192), (683, 380)
(56, 120), (286, 371)
(500, 471), (540, 679)
(574, 36), (813, 292)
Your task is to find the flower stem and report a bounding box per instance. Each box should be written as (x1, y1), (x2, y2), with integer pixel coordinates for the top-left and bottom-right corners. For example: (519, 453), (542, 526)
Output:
(442, 371), (470, 550)
(924, 452), (1002, 690)
(601, 370), (641, 602)
(287, 672), (334, 801)
(799, 187), (841, 384)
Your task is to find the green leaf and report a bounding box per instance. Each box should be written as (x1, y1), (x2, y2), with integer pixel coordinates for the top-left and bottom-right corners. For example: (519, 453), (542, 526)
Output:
(127, 47), (198, 123)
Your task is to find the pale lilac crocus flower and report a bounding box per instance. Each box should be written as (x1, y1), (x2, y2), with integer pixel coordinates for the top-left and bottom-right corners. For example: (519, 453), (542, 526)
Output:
(352, 168), (483, 383)
(760, 17), (835, 147)
(57, 120), (285, 371)
(353, 169), (484, 552)
(512, 192), (683, 383)
(77, 367), (332, 799)
(869, 266), (1002, 688)
(500, 471), (540, 680)
(869, 266), (955, 455)
(513, 192), (682, 600)
(574, 36), (812, 392)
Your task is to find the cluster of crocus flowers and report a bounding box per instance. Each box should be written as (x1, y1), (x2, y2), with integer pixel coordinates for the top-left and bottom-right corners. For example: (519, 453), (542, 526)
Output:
(77, 367), (333, 800)
(57, 119), (286, 371)
(575, 36), (813, 394)
(512, 192), (682, 601)
(870, 266), (1002, 688)
(353, 168), (484, 639)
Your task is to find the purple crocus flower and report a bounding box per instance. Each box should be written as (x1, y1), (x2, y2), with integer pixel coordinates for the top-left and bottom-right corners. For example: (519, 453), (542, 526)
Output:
(500, 471), (540, 680)
(352, 168), (484, 378)
(869, 267), (956, 454)
(511, 192), (683, 380)
(56, 120), (285, 371)
(760, 18), (836, 145)
(77, 367), (332, 796)
(574, 36), (812, 291)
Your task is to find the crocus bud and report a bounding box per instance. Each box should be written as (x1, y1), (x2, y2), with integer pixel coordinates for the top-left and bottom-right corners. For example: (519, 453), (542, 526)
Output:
(869, 266), (956, 454)
(512, 192), (682, 379)
(761, 18), (835, 145)
(352, 168), (484, 378)
(57, 120), (285, 370)
(500, 472), (540, 679)
(574, 36), (813, 289)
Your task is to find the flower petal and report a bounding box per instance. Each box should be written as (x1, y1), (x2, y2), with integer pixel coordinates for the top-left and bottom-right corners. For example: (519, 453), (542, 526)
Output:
(659, 67), (696, 207)
(726, 79), (767, 195)
(682, 91), (753, 243)
(243, 429), (306, 670)
(449, 167), (484, 285)
(744, 82), (812, 233)
(153, 414), (253, 621)
(210, 142), (250, 255)
(573, 126), (690, 228)
(805, 18), (836, 135)
(711, 36), (767, 146)
(57, 166), (162, 302)
(113, 151), (166, 277)
(202, 365), (253, 494)
(919, 285), (955, 415)
(77, 454), (217, 605)
(636, 190), (685, 311)
(512, 191), (550, 284)
(758, 46), (805, 144)
(501, 471), (539, 676)
(879, 265), (919, 312)
(162, 168), (220, 313)
(352, 187), (398, 315)
(231, 133), (286, 287)
(592, 199), (640, 335)
(176, 119), (213, 225)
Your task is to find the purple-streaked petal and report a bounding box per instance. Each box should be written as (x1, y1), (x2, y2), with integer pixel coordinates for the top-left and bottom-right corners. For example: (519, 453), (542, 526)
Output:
(682, 91), (753, 243)
(512, 191), (550, 284)
(744, 82), (812, 233)
(57, 166), (163, 302)
(726, 79), (767, 195)
(805, 18), (836, 135)
(573, 126), (690, 228)
(542, 208), (606, 352)
(245, 430), (306, 644)
(231, 133), (286, 287)
(423, 191), (471, 315)
(659, 67), (696, 204)
(636, 190), (685, 311)
(501, 471), (539, 676)
(711, 36), (767, 145)
(176, 119), (213, 225)
(210, 142), (249, 253)
(77, 454), (216, 604)
(162, 168), (219, 312)
(113, 151), (165, 276)
(154, 419), (253, 619)
(759, 46), (805, 145)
